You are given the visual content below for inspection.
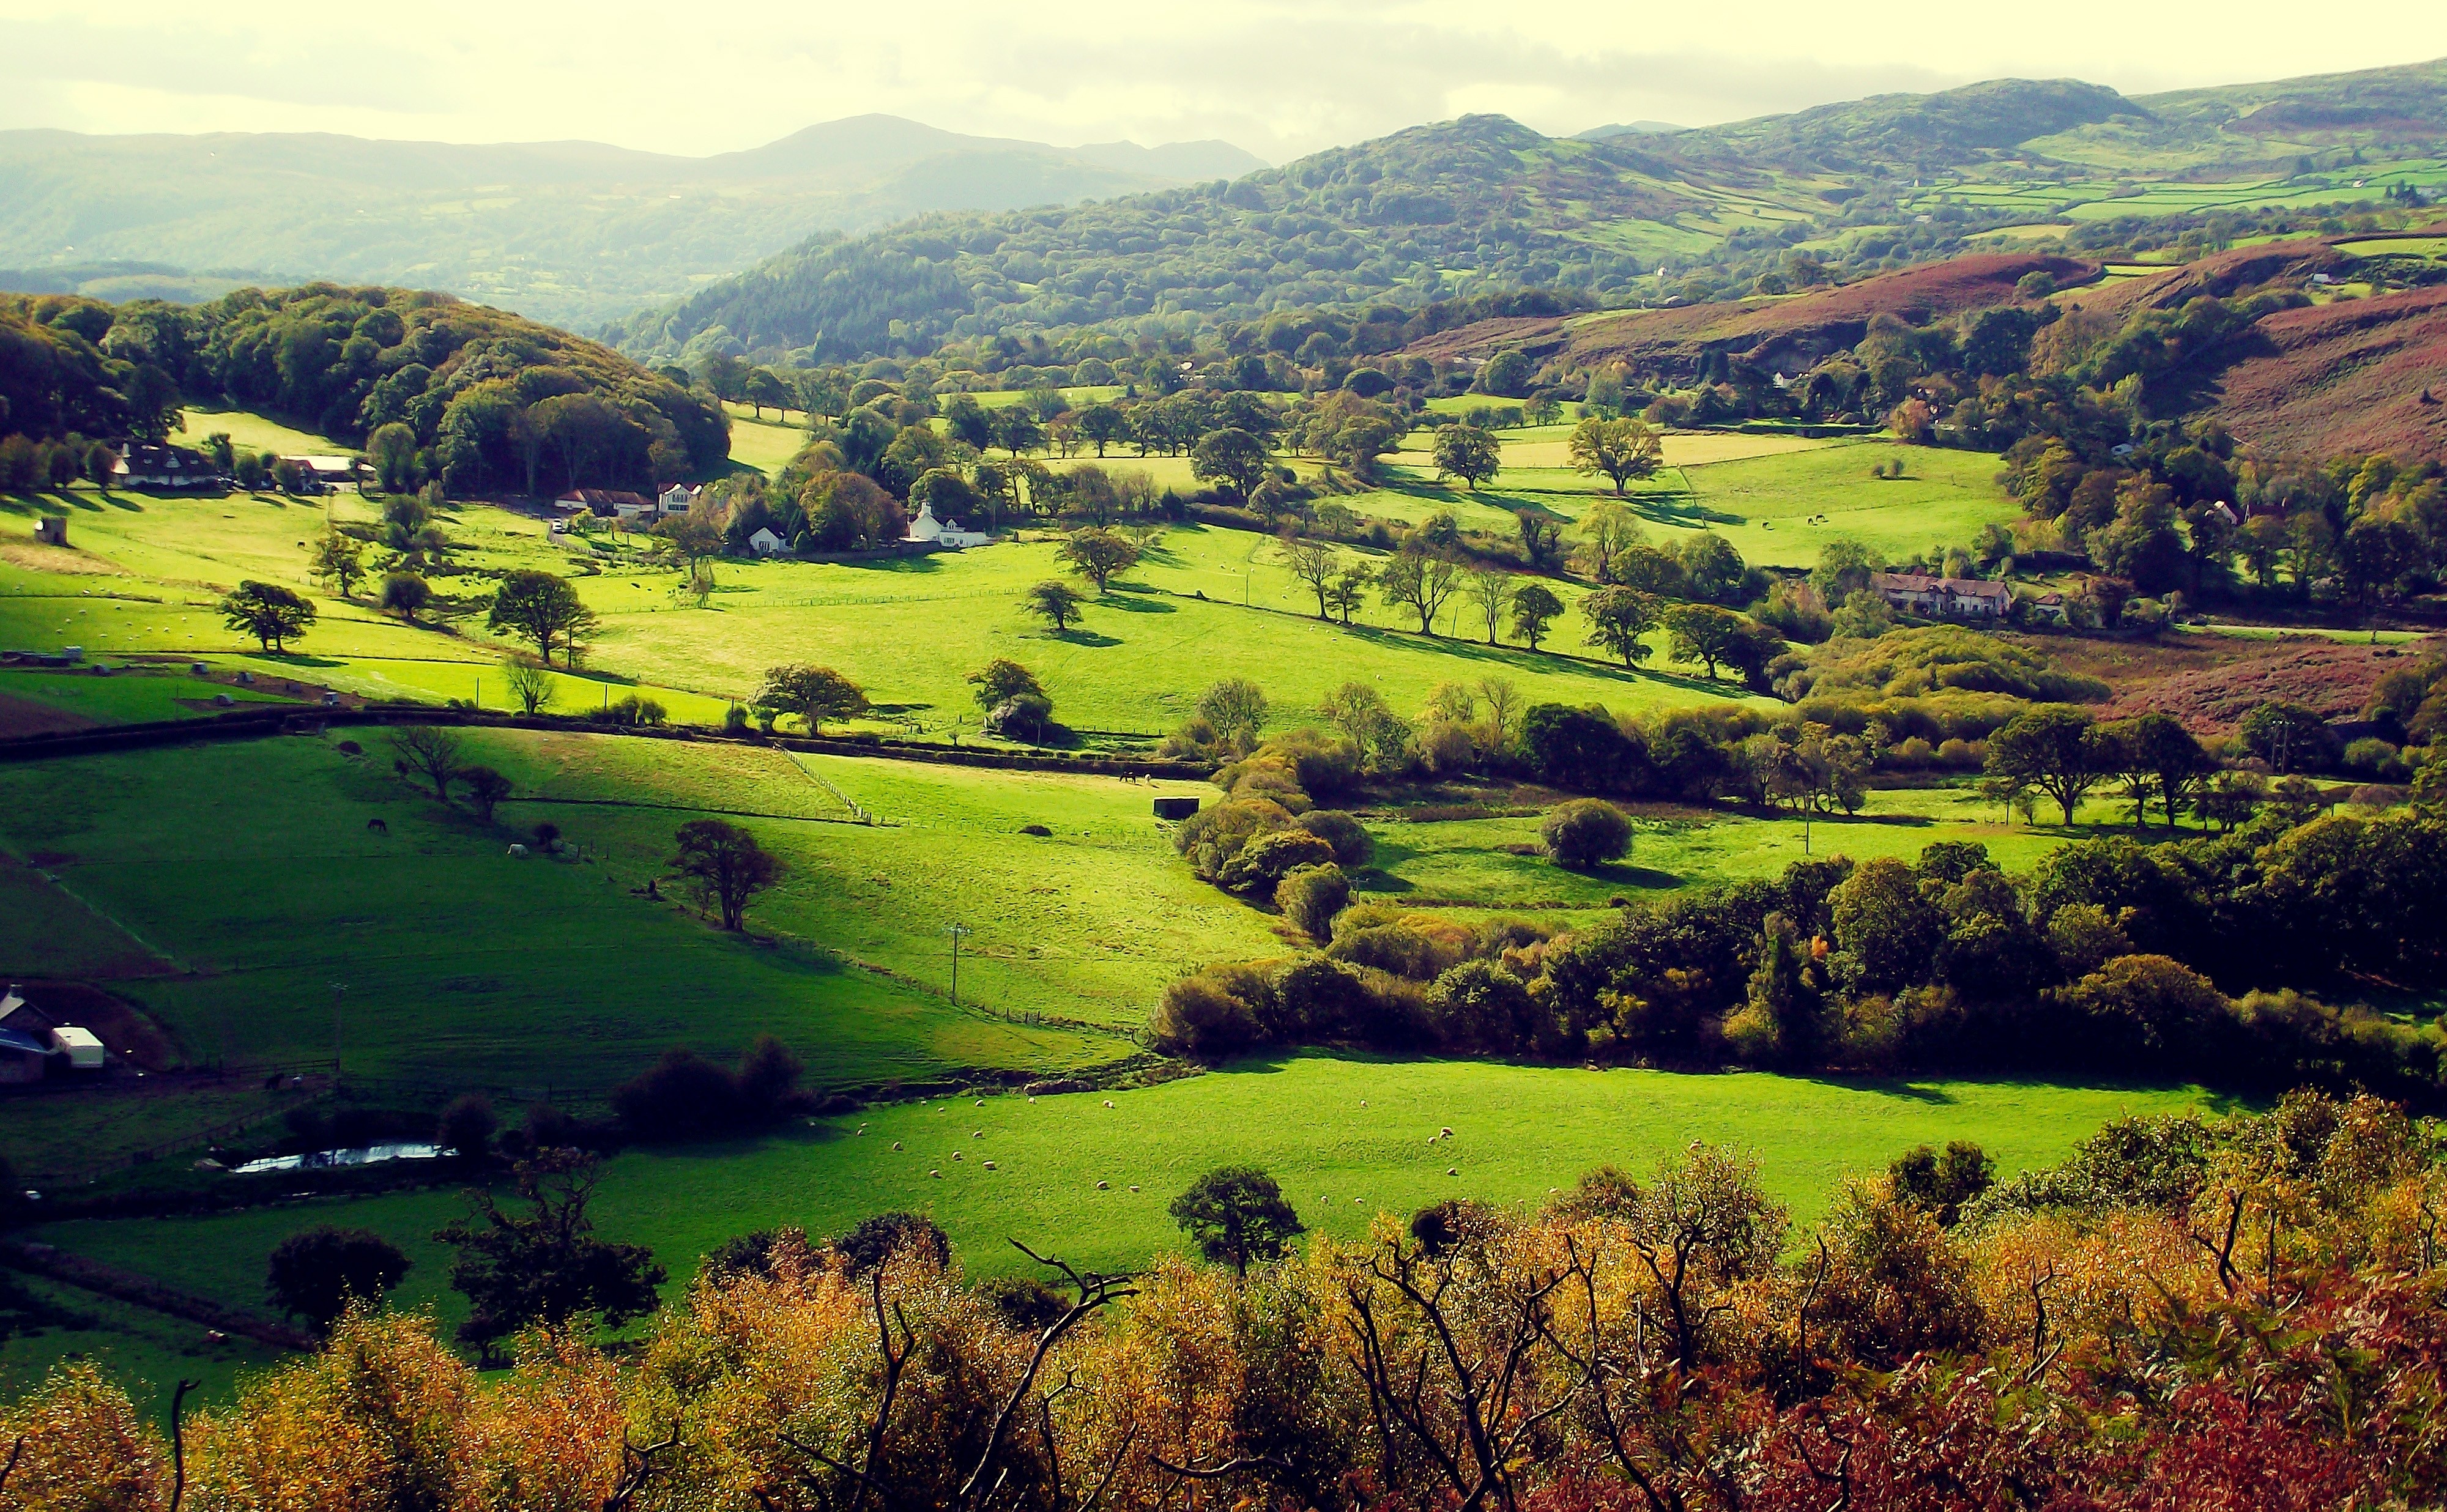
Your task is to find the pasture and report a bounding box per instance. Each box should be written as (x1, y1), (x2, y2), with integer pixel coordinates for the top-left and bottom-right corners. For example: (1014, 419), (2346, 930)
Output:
(21, 1053), (2216, 1403)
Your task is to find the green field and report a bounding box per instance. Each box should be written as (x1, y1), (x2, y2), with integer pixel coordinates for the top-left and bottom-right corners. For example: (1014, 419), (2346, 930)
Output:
(20, 1053), (2215, 1403)
(0, 737), (1120, 1092)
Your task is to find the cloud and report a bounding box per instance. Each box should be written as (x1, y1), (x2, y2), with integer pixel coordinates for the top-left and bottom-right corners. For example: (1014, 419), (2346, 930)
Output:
(0, 0), (2441, 161)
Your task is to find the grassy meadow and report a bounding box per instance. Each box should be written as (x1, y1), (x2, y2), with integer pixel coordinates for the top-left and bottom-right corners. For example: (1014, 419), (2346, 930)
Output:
(20, 1053), (2216, 1403)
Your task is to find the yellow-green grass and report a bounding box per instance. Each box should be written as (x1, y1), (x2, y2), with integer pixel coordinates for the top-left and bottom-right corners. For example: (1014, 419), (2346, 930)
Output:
(447, 727), (1283, 1030)
(0, 737), (1120, 1091)
(1353, 438), (2014, 569)
(0, 667), (295, 725)
(182, 407), (342, 459)
(28, 1053), (2218, 1403)
(968, 386), (1123, 410)
(4, 1080), (313, 1184)
(0, 1271), (280, 1418)
(2336, 237), (2447, 258)
(719, 406), (814, 476)
(1361, 783), (2076, 908)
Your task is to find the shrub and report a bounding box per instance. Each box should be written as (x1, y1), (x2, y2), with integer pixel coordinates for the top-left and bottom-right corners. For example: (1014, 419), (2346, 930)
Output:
(265, 1226), (412, 1331)
(1216, 828), (1337, 895)
(1293, 809), (1373, 867)
(1151, 974), (1260, 1059)
(2344, 737), (2408, 782)
(609, 1038), (806, 1138)
(1427, 959), (1542, 1053)
(1276, 863), (1350, 943)
(1328, 919), (1468, 981)
(1542, 799), (1633, 869)
(436, 1094), (496, 1160)
(832, 1212), (951, 1276)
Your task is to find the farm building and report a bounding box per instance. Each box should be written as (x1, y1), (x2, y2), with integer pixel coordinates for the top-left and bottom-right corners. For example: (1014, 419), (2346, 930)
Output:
(114, 443), (221, 489)
(748, 527), (786, 556)
(0, 986), (105, 1080)
(1871, 572), (2010, 620)
(554, 487), (655, 521)
(33, 516), (66, 546)
(905, 502), (992, 549)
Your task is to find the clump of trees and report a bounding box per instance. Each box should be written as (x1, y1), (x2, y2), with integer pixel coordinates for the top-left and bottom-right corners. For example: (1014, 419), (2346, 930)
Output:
(609, 1034), (809, 1138)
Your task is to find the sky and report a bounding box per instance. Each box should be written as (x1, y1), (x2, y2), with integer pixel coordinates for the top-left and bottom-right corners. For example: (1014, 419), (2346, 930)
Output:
(2, 1), (2443, 164)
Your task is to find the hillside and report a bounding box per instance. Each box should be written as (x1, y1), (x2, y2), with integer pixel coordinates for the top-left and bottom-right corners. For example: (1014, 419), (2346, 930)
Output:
(618, 59), (2447, 367)
(2197, 284), (2447, 457)
(0, 117), (1264, 330)
(1404, 252), (2101, 380)
(1, 284), (727, 487)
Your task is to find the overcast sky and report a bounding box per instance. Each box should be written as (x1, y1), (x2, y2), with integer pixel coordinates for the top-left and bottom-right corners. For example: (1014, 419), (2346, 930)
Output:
(4, 1), (2443, 163)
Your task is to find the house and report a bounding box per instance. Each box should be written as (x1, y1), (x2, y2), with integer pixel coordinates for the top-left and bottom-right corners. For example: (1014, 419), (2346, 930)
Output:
(748, 527), (785, 556)
(0, 1025), (46, 1084)
(904, 502), (993, 549)
(2202, 500), (2239, 527)
(2027, 591), (2070, 626)
(114, 443), (221, 490)
(1870, 572), (2012, 620)
(657, 483), (700, 517)
(554, 487), (655, 521)
(0, 985), (103, 1081)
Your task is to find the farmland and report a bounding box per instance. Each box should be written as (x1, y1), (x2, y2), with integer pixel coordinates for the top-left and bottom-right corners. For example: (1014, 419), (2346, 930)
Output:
(11, 1053), (2215, 1403)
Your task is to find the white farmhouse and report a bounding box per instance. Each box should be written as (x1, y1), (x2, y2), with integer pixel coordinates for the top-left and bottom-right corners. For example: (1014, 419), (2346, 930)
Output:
(904, 502), (992, 549)
(748, 527), (786, 556)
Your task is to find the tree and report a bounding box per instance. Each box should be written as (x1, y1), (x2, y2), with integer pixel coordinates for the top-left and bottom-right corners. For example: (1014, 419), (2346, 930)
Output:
(488, 569), (598, 667)
(1077, 402), (1127, 456)
(2240, 701), (2328, 774)
(1829, 856), (1947, 993)
(1279, 534), (1339, 618)
(655, 512), (724, 576)
(456, 765), (511, 823)
(366, 423), (420, 495)
(968, 658), (1044, 710)
(670, 818), (782, 931)
(1058, 527), (1142, 591)
(990, 404), (1045, 456)
(1986, 707), (2106, 825)
(1566, 415), (1662, 495)
(502, 657), (554, 715)
(1431, 424), (1501, 490)
(1887, 1141), (1993, 1227)
(219, 579), (315, 652)
(1510, 582), (1565, 649)
(1664, 603), (1750, 680)
(1025, 579), (1087, 631)
(1190, 427), (1271, 502)
(313, 528), (366, 597)
(743, 368), (790, 420)
(379, 571), (431, 621)
(1324, 565), (1372, 626)
(266, 1226), (411, 1333)
(1542, 799), (1632, 869)
(1378, 543), (1461, 634)
(435, 1150), (665, 1362)
(1581, 586), (1660, 667)
(437, 1094), (497, 1162)
(753, 664), (869, 734)
(390, 726), (465, 802)
(2117, 712), (2211, 829)
(1463, 565), (1513, 645)
(1169, 1165), (1305, 1278)
(1197, 678), (1268, 748)
(1515, 509), (1564, 569)
(1575, 500), (1646, 583)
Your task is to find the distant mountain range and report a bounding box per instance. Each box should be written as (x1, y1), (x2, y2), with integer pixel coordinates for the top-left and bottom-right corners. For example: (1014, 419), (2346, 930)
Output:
(0, 116), (1267, 327)
(611, 57), (2447, 365)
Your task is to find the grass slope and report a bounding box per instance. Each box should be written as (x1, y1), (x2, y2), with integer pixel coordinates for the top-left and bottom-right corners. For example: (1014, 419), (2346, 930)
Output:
(28, 1053), (2216, 1402)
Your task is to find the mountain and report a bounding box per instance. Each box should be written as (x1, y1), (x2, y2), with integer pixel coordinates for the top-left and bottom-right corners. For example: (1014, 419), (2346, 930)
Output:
(613, 58), (2447, 368)
(1575, 122), (1685, 141)
(0, 116), (1264, 329)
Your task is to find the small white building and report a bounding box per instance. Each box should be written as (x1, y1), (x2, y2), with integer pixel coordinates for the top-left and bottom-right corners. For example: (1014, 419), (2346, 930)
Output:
(48, 1026), (105, 1070)
(904, 502), (992, 549)
(748, 527), (785, 557)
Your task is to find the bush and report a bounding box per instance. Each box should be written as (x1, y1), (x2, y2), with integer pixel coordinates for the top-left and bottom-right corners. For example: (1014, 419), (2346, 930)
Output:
(1542, 799), (1633, 869)
(436, 1094), (496, 1160)
(1427, 959), (1542, 1053)
(265, 1226), (412, 1331)
(1151, 974), (1261, 1059)
(2344, 737), (2409, 782)
(610, 1037), (807, 1139)
(1216, 828), (1336, 895)
(1294, 809), (1373, 867)
(1276, 863), (1350, 943)
(832, 1212), (951, 1276)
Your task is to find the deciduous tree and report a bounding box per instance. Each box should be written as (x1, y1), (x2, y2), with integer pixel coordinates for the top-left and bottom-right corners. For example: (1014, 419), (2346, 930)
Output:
(1566, 415), (1662, 495)
(670, 818), (782, 931)
(1024, 579), (1086, 631)
(1169, 1165), (1305, 1277)
(488, 569), (598, 667)
(1581, 585), (1660, 666)
(220, 579), (315, 652)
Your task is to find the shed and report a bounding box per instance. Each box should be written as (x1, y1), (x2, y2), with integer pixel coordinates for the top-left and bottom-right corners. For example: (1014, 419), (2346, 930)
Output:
(34, 516), (67, 547)
(1152, 796), (1201, 820)
(48, 1026), (104, 1070)
(0, 1027), (48, 1083)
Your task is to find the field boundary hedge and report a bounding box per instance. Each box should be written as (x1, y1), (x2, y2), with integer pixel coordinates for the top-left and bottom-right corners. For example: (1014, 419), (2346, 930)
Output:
(1, 1239), (316, 1350)
(0, 705), (1216, 780)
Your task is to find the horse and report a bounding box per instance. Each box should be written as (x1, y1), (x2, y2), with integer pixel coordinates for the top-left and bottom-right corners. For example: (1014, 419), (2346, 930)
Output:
(365, 818), (389, 835)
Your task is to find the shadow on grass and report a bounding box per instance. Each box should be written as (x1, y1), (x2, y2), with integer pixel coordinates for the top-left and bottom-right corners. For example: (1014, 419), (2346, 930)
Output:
(1101, 585), (1175, 612)
(1038, 628), (1122, 648)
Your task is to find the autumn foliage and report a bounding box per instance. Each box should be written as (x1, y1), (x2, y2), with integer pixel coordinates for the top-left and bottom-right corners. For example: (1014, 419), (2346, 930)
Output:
(4, 1091), (2442, 1511)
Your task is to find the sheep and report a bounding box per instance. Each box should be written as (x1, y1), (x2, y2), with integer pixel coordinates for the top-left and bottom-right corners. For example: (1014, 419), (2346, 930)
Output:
(1128, 1185), (1140, 1192)
(1096, 1180), (1109, 1190)
(365, 818), (388, 834)
(971, 1130), (982, 1138)
(952, 1152), (962, 1161)
(507, 844), (529, 858)
(929, 1169), (941, 1178)
(1441, 1127), (1454, 1138)
(983, 1160), (997, 1170)
(1102, 1100), (1114, 1108)
(1447, 1167), (1459, 1176)
(892, 1141), (904, 1151)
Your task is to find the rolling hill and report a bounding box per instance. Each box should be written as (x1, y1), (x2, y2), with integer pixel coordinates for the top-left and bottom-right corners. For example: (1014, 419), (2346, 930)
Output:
(0, 117), (1266, 330)
(614, 61), (2447, 366)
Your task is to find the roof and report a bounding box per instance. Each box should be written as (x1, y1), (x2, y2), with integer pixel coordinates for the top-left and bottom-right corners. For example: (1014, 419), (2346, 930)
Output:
(0, 987), (53, 1037)
(48, 1026), (102, 1051)
(557, 487), (653, 510)
(1872, 572), (2011, 602)
(0, 1027), (51, 1056)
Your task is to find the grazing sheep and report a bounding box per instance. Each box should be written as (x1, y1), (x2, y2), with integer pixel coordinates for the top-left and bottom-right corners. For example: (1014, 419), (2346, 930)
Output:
(507, 844), (529, 858)
(1447, 1168), (1458, 1176)
(1441, 1127), (1454, 1138)
(975, 1098), (984, 1106)
(929, 1169), (941, 1178)
(983, 1160), (996, 1169)
(892, 1141), (904, 1151)
(971, 1130), (982, 1138)
(1096, 1180), (1109, 1190)
(1127, 1185), (1140, 1192)
(952, 1152), (962, 1161)
(1102, 1100), (1113, 1108)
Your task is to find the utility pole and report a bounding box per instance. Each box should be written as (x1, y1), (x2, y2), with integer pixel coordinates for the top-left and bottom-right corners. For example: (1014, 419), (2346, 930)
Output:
(943, 922), (972, 1006)
(330, 982), (347, 1081)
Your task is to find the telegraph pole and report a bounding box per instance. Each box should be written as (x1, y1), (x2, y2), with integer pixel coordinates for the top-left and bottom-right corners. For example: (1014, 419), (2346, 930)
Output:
(330, 982), (347, 1081)
(943, 923), (972, 1005)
